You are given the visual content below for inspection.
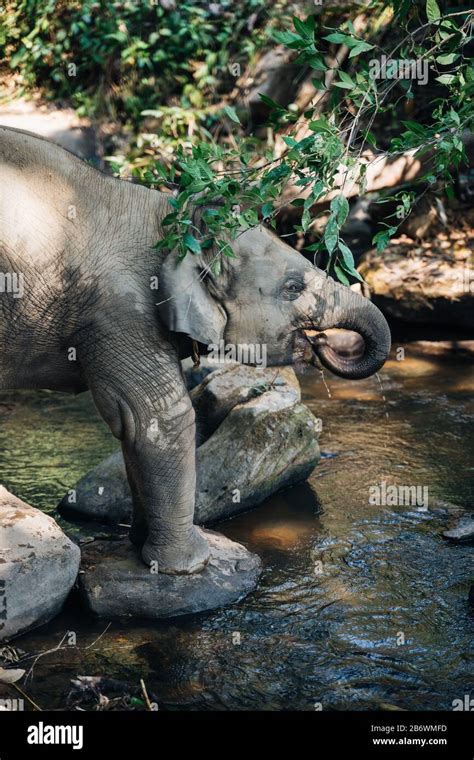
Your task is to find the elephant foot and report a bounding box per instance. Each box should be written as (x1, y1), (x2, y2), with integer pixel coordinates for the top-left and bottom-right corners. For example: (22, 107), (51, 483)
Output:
(141, 525), (210, 575)
(79, 529), (262, 618)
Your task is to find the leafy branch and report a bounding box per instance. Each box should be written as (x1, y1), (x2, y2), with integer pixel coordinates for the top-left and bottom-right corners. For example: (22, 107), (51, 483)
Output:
(145, 2), (473, 283)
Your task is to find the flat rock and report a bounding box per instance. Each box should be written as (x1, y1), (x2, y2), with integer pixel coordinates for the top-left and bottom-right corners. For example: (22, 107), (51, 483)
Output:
(359, 231), (474, 329)
(407, 340), (474, 357)
(59, 365), (320, 525)
(442, 515), (474, 543)
(0, 486), (80, 641)
(79, 529), (262, 619)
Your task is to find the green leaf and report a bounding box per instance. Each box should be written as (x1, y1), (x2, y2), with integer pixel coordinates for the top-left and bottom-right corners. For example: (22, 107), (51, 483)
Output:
(372, 227), (397, 253)
(293, 16), (315, 40)
(324, 32), (353, 45)
(222, 105), (241, 124)
(308, 118), (332, 133)
(400, 120), (426, 136)
(183, 233), (202, 255)
(210, 257), (221, 276)
(334, 71), (355, 89)
(305, 55), (328, 72)
(259, 93), (287, 113)
(161, 212), (178, 226)
(324, 215), (339, 254)
(218, 241), (236, 258)
(105, 31), (128, 43)
(348, 41), (374, 59)
(449, 108), (460, 126)
(334, 264), (350, 286)
(339, 242), (363, 281)
(305, 180), (326, 207)
(311, 77), (326, 91)
(202, 208), (221, 221)
(330, 195), (349, 226)
(272, 30), (303, 46)
(273, 29), (308, 49)
(435, 74), (456, 85)
(436, 53), (459, 65)
(301, 207), (312, 232)
(362, 130), (377, 147)
(426, 0), (441, 23)
(338, 241), (355, 269)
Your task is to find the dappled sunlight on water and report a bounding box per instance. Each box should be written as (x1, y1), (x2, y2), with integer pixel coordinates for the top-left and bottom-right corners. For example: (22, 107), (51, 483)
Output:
(0, 346), (472, 710)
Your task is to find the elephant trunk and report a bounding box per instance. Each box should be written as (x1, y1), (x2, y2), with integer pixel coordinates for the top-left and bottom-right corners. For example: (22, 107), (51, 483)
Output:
(310, 277), (391, 380)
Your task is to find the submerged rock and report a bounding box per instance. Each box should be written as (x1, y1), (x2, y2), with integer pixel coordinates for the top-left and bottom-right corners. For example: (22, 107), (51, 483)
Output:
(0, 487), (80, 641)
(59, 365), (320, 525)
(442, 515), (474, 543)
(79, 529), (262, 619)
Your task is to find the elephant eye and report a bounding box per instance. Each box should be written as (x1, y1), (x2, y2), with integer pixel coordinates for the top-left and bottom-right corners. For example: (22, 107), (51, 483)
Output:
(282, 279), (305, 300)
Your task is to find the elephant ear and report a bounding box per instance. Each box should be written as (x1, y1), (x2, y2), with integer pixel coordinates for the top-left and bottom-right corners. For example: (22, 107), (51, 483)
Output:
(157, 251), (227, 346)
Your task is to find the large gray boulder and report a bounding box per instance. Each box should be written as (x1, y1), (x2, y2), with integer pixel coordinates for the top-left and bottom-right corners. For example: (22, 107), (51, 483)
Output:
(195, 387), (318, 524)
(182, 356), (225, 391)
(0, 487), (80, 641)
(59, 365), (320, 525)
(191, 363), (300, 439)
(79, 529), (262, 619)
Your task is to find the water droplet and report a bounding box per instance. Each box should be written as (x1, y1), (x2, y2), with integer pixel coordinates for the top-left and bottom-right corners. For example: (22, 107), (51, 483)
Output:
(375, 372), (389, 420)
(319, 369), (332, 398)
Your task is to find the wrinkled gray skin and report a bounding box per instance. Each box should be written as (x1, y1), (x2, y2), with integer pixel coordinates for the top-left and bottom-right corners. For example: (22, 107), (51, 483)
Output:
(0, 126), (391, 574)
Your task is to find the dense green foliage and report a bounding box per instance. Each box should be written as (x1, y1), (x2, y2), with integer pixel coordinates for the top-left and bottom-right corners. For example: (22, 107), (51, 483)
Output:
(1, 1), (473, 284)
(1, 0), (269, 119)
(154, 2), (474, 282)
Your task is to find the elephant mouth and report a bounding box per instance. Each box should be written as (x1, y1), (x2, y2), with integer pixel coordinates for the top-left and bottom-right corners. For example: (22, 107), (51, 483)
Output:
(293, 328), (366, 373)
(292, 328), (323, 369)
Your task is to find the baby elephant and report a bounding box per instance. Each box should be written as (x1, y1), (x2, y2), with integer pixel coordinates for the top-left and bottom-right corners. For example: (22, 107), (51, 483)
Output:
(0, 126), (390, 574)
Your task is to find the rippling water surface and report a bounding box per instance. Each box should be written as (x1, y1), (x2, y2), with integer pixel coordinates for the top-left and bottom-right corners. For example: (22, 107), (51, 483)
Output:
(0, 347), (472, 710)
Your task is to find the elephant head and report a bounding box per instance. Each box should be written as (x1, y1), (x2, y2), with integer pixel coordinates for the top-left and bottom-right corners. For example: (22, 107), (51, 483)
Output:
(158, 222), (391, 379)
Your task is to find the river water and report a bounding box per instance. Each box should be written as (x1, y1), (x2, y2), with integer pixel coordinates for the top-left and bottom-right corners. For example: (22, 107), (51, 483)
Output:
(0, 345), (472, 710)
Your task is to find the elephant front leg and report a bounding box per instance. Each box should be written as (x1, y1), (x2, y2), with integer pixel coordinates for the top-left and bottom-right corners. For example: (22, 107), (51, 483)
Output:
(128, 397), (210, 574)
(124, 451), (148, 548)
(85, 352), (209, 573)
